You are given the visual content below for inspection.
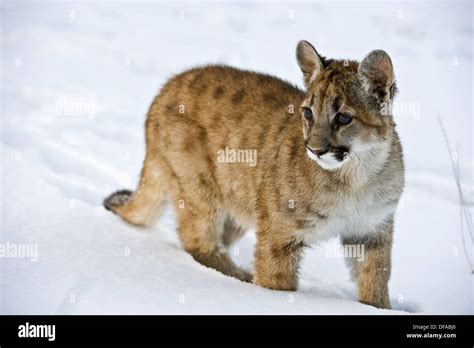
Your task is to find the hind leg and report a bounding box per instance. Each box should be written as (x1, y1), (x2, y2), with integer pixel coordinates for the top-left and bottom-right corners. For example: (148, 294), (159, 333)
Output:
(104, 157), (167, 226)
(222, 216), (247, 247)
(175, 199), (252, 282)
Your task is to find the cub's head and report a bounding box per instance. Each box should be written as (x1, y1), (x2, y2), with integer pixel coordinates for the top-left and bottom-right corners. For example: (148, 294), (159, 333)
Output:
(296, 40), (397, 171)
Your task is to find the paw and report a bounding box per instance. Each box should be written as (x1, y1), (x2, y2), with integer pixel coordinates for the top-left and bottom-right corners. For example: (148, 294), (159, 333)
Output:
(359, 298), (391, 309)
(237, 269), (253, 283)
(253, 274), (298, 291)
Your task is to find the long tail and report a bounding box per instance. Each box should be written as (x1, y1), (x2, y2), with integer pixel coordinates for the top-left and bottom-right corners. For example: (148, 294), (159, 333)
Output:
(103, 162), (167, 227)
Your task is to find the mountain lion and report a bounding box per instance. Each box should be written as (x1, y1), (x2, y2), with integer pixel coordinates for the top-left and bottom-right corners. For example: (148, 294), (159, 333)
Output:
(104, 40), (404, 309)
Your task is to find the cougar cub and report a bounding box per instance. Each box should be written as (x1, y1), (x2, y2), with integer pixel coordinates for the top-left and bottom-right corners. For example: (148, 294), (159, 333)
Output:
(104, 40), (404, 309)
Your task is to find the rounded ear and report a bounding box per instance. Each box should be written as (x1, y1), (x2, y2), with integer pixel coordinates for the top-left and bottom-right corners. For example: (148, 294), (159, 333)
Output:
(296, 40), (324, 89)
(358, 50), (395, 102)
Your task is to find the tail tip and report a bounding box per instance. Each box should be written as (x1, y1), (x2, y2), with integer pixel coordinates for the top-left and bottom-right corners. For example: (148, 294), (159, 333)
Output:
(103, 189), (133, 212)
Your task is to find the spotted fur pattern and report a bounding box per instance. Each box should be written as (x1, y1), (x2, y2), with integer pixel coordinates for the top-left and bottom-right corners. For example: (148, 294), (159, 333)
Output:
(104, 41), (404, 308)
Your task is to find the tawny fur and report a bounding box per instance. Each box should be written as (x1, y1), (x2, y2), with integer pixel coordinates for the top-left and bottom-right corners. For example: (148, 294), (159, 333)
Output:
(104, 40), (404, 309)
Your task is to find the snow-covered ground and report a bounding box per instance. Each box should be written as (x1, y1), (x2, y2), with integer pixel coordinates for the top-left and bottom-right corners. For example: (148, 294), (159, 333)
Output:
(1, 1), (473, 314)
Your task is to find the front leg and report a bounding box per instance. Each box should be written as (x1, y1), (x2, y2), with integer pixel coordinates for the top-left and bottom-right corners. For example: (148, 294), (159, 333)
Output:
(342, 220), (393, 309)
(254, 222), (303, 291)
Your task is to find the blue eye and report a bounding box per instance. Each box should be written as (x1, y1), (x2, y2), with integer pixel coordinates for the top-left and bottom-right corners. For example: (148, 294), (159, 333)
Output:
(336, 113), (352, 125)
(303, 107), (313, 120)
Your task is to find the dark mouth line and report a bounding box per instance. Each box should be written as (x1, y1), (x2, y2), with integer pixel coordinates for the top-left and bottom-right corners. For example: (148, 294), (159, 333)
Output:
(305, 144), (349, 162)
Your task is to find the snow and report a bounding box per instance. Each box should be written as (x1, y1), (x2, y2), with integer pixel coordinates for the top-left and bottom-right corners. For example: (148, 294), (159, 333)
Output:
(1, 1), (472, 314)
